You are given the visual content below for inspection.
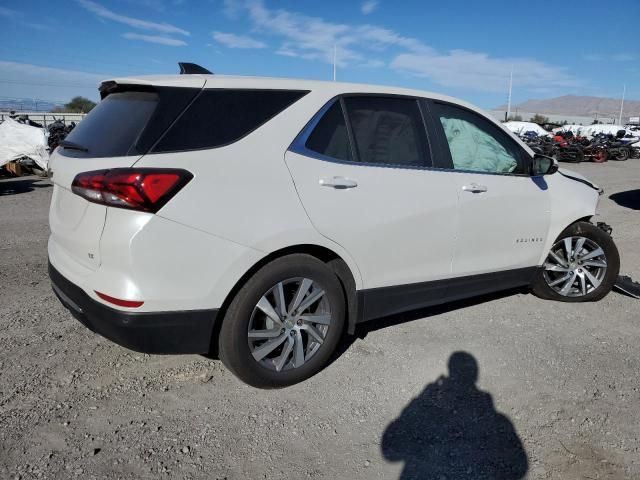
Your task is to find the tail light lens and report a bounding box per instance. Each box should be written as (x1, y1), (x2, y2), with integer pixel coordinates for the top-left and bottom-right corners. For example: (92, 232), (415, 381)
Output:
(72, 168), (193, 213)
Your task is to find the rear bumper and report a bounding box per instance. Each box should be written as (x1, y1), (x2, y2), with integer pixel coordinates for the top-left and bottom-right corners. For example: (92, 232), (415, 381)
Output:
(49, 262), (218, 354)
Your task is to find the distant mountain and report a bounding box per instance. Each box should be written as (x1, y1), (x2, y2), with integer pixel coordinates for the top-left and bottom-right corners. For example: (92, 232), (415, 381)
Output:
(496, 95), (640, 118)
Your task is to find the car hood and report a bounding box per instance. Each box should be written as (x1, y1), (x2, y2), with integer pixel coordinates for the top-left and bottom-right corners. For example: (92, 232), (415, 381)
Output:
(558, 168), (602, 193)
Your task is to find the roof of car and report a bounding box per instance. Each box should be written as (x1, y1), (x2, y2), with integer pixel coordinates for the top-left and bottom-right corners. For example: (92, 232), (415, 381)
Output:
(105, 73), (462, 106)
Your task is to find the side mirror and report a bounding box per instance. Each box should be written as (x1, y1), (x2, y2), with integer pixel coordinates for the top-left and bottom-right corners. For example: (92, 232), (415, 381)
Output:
(531, 154), (558, 176)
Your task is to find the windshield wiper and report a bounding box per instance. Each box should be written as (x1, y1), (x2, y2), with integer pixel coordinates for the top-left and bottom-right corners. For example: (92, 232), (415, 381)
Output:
(59, 140), (88, 152)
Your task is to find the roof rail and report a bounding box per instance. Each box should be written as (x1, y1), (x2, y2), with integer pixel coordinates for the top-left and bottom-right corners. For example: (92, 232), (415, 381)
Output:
(178, 62), (213, 75)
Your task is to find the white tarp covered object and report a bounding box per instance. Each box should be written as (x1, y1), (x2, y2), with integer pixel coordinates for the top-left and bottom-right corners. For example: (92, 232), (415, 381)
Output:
(0, 118), (49, 170)
(553, 124), (587, 136)
(554, 124), (639, 139)
(503, 121), (550, 137)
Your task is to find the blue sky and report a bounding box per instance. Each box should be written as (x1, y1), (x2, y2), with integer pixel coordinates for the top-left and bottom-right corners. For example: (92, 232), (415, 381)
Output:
(0, 0), (637, 109)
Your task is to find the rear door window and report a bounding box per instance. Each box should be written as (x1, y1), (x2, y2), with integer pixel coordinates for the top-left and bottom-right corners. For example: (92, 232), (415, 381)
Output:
(61, 91), (159, 158)
(343, 96), (430, 167)
(153, 89), (309, 152)
(305, 101), (352, 162)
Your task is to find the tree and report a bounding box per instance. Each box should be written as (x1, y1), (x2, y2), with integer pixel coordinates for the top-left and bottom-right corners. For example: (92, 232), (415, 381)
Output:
(591, 119), (600, 125)
(507, 114), (523, 121)
(530, 113), (549, 124)
(53, 96), (96, 113)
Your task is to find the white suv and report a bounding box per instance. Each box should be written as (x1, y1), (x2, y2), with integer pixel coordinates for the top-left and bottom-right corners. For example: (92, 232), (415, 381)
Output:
(48, 65), (619, 387)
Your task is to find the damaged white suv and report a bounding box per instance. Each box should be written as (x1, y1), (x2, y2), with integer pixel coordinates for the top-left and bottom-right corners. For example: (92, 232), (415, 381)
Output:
(49, 64), (619, 388)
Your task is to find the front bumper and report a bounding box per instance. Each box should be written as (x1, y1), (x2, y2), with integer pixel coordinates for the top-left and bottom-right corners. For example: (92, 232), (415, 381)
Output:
(49, 262), (218, 354)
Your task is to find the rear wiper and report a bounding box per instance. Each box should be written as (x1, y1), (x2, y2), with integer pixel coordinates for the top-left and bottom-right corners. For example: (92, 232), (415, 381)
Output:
(59, 140), (88, 152)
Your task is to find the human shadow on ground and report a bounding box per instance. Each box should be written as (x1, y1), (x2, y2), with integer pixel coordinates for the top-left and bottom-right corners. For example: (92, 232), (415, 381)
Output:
(0, 178), (51, 196)
(381, 352), (528, 480)
(610, 189), (640, 210)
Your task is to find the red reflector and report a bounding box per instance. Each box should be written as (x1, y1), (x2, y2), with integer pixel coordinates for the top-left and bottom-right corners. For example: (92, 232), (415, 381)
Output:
(95, 291), (144, 308)
(72, 168), (193, 213)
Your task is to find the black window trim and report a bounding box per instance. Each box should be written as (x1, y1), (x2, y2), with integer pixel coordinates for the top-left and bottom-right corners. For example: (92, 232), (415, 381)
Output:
(289, 93), (435, 171)
(149, 88), (311, 155)
(423, 98), (534, 178)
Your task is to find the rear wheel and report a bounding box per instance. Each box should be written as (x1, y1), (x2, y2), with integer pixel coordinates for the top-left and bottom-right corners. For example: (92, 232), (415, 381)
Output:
(532, 222), (619, 302)
(612, 148), (629, 161)
(219, 254), (345, 388)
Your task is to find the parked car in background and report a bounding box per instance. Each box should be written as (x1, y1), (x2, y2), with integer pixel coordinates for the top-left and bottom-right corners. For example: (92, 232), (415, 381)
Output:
(48, 66), (620, 388)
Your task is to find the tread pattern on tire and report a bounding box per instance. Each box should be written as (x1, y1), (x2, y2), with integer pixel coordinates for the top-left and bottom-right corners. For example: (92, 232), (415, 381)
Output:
(218, 254), (346, 389)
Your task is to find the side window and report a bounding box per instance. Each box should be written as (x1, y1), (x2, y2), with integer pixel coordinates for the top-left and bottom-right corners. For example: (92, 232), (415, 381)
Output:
(305, 101), (352, 162)
(343, 96), (430, 167)
(153, 89), (308, 152)
(433, 102), (523, 174)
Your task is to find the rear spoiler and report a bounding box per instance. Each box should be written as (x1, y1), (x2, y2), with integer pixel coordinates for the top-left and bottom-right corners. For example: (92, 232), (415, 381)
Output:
(99, 63), (212, 98)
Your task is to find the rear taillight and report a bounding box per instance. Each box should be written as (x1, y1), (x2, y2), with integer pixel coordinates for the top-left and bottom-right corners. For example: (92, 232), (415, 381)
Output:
(72, 168), (193, 213)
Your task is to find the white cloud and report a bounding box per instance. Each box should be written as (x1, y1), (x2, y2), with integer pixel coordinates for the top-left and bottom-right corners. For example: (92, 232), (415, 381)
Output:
(360, 1), (378, 15)
(212, 31), (266, 49)
(0, 61), (106, 101)
(0, 6), (16, 17)
(612, 53), (635, 62)
(77, 0), (190, 36)
(0, 61), (106, 83)
(391, 50), (580, 92)
(122, 32), (187, 46)
(224, 0), (578, 93)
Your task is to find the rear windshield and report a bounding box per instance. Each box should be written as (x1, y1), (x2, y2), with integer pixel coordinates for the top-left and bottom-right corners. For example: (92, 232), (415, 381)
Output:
(59, 88), (308, 158)
(62, 91), (158, 158)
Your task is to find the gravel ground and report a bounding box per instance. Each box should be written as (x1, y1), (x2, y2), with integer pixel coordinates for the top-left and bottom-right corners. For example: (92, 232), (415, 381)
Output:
(1, 162), (639, 480)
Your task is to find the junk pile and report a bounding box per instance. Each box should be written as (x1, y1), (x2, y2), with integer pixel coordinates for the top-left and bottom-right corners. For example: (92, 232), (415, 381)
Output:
(0, 115), (76, 176)
(508, 122), (640, 163)
(47, 119), (76, 151)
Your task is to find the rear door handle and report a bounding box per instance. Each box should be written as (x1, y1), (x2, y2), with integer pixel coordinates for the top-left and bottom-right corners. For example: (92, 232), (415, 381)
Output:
(462, 183), (488, 193)
(319, 176), (358, 189)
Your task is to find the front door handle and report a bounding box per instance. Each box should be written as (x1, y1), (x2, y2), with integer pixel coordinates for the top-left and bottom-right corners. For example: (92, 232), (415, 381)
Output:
(462, 183), (488, 193)
(319, 176), (358, 189)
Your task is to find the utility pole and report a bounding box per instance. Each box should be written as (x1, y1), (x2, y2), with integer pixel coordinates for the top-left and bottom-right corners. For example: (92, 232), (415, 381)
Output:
(506, 64), (513, 120)
(332, 44), (337, 82)
(618, 83), (626, 125)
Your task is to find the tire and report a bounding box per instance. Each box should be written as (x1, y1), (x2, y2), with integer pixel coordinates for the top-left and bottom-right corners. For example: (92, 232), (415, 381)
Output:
(592, 149), (608, 163)
(532, 222), (619, 302)
(612, 149), (629, 161)
(218, 254), (346, 388)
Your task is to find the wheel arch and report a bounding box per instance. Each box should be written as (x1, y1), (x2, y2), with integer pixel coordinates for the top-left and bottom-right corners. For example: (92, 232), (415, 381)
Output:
(537, 214), (594, 265)
(209, 244), (360, 357)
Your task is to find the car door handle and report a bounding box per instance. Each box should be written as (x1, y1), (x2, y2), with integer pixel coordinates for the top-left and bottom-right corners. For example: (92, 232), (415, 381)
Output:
(319, 176), (358, 189)
(462, 183), (488, 193)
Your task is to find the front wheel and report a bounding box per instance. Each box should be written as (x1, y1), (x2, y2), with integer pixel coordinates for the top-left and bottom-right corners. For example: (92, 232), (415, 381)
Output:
(532, 222), (619, 302)
(218, 254), (346, 388)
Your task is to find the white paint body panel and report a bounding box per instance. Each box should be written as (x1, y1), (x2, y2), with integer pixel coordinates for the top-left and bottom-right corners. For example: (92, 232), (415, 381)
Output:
(285, 151), (458, 288)
(48, 74), (601, 314)
(448, 172), (551, 276)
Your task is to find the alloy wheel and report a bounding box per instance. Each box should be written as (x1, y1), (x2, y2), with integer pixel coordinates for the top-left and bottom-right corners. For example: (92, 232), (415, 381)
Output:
(247, 278), (331, 372)
(543, 236), (608, 297)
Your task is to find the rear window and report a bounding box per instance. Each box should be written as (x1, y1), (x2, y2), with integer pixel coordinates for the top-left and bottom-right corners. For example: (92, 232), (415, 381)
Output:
(152, 89), (309, 152)
(62, 91), (159, 158)
(60, 88), (308, 158)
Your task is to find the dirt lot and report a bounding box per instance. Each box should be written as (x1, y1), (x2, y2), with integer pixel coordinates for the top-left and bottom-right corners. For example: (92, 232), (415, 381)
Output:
(1, 162), (639, 480)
